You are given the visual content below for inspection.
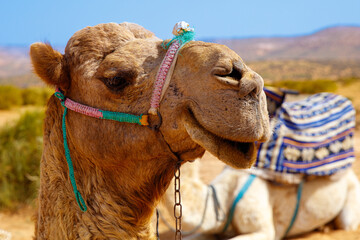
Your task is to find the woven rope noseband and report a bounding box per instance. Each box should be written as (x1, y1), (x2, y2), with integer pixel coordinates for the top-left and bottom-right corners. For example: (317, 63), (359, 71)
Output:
(54, 21), (194, 212)
(55, 91), (149, 126)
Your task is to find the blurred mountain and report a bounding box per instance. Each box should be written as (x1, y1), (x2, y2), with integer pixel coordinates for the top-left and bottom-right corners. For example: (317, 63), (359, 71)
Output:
(0, 45), (64, 87)
(0, 46), (32, 78)
(0, 26), (360, 87)
(213, 26), (360, 61)
(248, 59), (360, 82)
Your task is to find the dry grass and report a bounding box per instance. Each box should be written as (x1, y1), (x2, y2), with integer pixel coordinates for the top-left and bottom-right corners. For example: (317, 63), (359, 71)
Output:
(0, 106), (43, 127)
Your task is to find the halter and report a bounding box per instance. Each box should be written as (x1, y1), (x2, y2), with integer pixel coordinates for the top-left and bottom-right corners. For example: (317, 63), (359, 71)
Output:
(54, 90), (150, 212)
(149, 21), (194, 115)
(53, 21), (194, 238)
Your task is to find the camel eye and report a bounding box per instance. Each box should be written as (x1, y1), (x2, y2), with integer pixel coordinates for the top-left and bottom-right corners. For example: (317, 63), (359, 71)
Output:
(101, 69), (138, 92)
(105, 76), (129, 90)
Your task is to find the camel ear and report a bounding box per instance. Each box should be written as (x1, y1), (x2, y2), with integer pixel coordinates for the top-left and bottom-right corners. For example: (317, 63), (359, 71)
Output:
(30, 43), (69, 89)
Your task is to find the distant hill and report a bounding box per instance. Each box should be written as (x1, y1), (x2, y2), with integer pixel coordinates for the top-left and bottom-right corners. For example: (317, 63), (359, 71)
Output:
(248, 59), (360, 82)
(0, 45), (63, 87)
(0, 46), (32, 78)
(0, 73), (43, 88)
(0, 26), (360, 87)
(214, 26), (360, 62)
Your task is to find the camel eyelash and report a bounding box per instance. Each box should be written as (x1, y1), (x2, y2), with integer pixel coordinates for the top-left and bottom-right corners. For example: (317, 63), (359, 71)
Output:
(99, 69), (138, 92)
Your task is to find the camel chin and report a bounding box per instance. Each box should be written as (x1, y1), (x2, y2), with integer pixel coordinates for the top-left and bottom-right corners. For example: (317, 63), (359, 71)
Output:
(183, 110), (257, 169)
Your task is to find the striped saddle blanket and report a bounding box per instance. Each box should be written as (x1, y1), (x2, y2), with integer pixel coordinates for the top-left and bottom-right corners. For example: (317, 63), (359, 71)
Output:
(253, 88), (355, 182)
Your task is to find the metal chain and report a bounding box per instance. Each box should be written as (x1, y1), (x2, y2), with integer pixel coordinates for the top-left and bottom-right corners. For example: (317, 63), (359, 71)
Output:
(174, 160), (183, 240)
(156, 209), (160, 240)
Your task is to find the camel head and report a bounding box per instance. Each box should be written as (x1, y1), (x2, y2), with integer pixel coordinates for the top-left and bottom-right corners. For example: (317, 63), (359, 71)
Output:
(30, 22), (270, 170)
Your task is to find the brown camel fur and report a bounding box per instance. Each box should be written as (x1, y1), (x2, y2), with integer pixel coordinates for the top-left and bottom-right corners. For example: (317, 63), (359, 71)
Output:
(30, 22), (270, 239)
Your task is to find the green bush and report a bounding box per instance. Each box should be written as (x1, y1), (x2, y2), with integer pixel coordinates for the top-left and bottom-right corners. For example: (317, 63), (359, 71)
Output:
(270, 79), (338, 94)
(0, 110), (44, 210)
(0, 85), (53, 110)
(0, 85), (23, 109)
(22, 87), (53, 106)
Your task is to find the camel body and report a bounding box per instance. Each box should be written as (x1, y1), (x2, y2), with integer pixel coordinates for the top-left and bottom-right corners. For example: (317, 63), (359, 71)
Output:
(159, 160), (360, 240)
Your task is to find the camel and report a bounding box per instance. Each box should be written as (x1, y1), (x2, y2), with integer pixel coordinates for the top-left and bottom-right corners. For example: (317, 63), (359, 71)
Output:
(158, 158), (360, 240)
(158, 89), (360, 240)
(29, 22), (270, 239)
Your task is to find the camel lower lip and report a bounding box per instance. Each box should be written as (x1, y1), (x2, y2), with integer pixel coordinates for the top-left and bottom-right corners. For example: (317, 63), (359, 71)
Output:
(227, 141), (253, 155)
(183, 110), (257, 169)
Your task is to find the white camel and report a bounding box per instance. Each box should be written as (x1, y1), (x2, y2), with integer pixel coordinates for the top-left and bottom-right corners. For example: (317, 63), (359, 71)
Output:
(0, 229), (11, 240)
(158, 90), (360, 240)
(158, 159), (360, 240)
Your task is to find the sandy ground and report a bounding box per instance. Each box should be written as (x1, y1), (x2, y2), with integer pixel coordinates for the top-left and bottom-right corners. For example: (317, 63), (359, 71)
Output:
(0, 208), (34, 240)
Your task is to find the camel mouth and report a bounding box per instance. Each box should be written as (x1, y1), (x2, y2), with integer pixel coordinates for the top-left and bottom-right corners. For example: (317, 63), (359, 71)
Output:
(183, 109), (257, 169)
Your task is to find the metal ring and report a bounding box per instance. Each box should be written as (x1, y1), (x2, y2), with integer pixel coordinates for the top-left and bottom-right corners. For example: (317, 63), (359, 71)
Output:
(147, 111), (162, 130)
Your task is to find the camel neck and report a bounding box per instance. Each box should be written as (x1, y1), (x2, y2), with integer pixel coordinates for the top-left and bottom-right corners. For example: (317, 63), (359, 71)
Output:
(38, 139), (176, 239)
(35, 97), (178, 239)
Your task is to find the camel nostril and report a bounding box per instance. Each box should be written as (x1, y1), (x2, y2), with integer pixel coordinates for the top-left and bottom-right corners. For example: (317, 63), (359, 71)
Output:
(213, 60), (244, 87)
(238, 72), (263, 98)
(227, 64), (243, 80)
(231, 60), (245, 80)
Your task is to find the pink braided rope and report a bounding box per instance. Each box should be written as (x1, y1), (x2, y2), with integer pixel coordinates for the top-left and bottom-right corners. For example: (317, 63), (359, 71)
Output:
(64, 98), (103, 118)
(149, 40), (181, 113)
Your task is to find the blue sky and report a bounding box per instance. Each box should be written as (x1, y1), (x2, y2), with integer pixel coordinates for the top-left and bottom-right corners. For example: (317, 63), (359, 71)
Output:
(1, 0), (360, 46)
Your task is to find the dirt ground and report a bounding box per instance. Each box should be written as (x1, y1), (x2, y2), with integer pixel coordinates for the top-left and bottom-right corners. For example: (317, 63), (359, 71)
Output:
(0, 106), (43, 127)
(1, 84), (360, 240)
(0, 207), (34, 240)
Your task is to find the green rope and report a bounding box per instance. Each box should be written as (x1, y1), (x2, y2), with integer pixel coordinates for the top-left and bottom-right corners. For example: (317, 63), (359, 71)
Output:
(62, 107), (87, 212)
(222, 174), (256, 233)
(283, 179), (304, 238)
(54, 91), (65, 101)
(100, 110), (142, 125)
(163, 30), (195, 49)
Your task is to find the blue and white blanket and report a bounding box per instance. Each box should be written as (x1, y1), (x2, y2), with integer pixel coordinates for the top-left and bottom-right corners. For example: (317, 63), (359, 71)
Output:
(253, 89), (355, 181)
